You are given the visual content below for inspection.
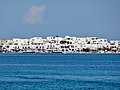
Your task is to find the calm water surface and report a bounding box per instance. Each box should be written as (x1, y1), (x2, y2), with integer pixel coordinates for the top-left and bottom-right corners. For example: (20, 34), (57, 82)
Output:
(0, 53), (120, 90)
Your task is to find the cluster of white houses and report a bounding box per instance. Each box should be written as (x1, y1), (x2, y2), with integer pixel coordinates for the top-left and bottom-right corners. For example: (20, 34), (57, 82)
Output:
(0, 36), (120, 53)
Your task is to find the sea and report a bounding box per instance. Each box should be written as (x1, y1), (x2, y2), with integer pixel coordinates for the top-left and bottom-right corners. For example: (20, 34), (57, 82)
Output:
(0, 53), (120, 90)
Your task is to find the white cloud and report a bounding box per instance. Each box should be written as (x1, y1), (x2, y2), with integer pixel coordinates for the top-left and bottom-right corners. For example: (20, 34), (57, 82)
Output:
(23, 5), (47, 24)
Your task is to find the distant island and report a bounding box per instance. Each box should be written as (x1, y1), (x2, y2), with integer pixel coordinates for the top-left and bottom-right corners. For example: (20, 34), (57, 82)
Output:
(0, 36), (120, 54)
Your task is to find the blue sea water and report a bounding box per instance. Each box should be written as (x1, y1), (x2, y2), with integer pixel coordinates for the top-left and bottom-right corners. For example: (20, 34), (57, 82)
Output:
(0, 53), (120, 90)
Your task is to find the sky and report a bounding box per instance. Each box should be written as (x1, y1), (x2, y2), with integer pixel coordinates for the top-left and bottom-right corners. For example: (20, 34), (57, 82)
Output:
(0, 0), (120, 40)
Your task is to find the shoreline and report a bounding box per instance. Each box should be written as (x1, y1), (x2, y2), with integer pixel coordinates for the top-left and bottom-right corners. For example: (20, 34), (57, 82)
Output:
(0, 51), (120, 54)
